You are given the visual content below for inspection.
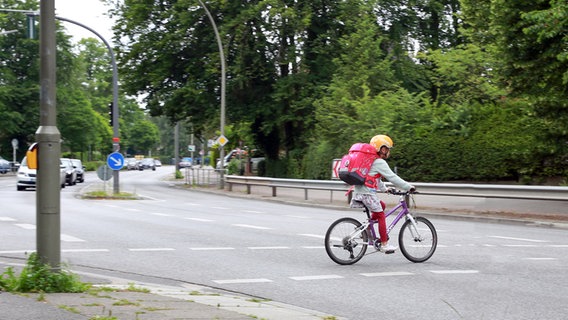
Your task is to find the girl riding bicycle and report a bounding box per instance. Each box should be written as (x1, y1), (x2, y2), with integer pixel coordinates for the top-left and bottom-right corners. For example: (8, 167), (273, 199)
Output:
(350, 134), (416, 254)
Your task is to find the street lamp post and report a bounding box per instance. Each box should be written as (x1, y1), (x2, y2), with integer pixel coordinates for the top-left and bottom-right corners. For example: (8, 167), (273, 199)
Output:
(197, 0), (226, 189)
(54, 16), (121, 194)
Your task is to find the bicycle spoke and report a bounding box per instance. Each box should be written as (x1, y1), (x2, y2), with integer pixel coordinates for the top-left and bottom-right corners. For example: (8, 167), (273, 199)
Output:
(325, 217), (368, 265)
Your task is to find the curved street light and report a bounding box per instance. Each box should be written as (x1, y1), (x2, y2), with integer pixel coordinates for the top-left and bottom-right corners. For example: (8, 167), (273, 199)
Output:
(197, 0), (226, 189)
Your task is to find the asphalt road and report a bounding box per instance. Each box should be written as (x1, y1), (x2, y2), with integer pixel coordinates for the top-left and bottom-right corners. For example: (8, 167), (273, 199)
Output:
(1, 169), (567, 319)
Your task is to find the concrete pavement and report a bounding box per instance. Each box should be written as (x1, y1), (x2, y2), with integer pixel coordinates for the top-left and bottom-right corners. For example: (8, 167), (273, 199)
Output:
(0, 257), (339, 320)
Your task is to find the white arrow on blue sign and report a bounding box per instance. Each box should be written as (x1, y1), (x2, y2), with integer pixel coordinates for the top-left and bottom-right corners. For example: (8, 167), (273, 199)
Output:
(107, 152), (125, 171)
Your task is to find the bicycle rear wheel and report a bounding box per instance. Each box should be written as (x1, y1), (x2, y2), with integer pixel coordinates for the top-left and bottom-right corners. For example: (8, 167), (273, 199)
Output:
(325, 217), (368, 265)
(398, 216), (437, 263)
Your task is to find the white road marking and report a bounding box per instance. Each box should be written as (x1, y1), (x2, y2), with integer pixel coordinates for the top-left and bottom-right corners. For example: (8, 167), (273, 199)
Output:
(213, 278), (272, 284)
(523, 257), (557, 261)
(298, 234), (324, 239)
(489, 236), (548, 243)
(549, 245), (568, 248)
(62, 249), (109, 253)
(503, 245), (538, 247)
(286, 215), (310, 219)
(360, 272), (414, 277)
(211, 206), (229, 210)
(430, 270), (479, 274)
(128, 248), (175, 252)
(301, 246), (325, 249)
(61, 234), (86, 242)
(150, 212), (172, 217)
(14, 224), (36, 230)
(232, 224), (271, 230)
(289, 275), (343, 281)
(0, 250), (33, 254)
(0, 217), (16, 221)
(184, 217), (214, 222)
(242, 210), (264, 214)
(248, 246), (290, 250)
(126, 208), (140, 212)
(190, 247), (234, 251)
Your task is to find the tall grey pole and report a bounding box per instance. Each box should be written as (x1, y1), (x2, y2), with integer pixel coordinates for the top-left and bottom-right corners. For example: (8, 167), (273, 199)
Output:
(197, 0), (226, 189)
(174, 122), (180, 171)
(37, 0), (61, 269)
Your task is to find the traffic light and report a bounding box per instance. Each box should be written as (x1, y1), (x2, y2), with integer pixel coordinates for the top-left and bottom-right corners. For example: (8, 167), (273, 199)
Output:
(26, 15), (36, 39)
(108, 102), (114, 126)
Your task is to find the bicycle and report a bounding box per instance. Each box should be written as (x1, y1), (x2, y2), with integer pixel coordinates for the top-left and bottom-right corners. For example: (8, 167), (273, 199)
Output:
(324, 190), (437, 265)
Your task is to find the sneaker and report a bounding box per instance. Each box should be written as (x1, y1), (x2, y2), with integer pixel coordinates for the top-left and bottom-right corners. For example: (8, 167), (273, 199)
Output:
(380, 243), (397, 254)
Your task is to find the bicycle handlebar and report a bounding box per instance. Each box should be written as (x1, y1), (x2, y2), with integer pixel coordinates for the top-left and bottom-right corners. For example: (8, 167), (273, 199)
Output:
(387, 190), (419, 196)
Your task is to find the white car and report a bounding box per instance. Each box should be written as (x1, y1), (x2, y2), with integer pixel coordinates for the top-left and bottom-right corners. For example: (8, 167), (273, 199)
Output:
(17, 156), (66, 191)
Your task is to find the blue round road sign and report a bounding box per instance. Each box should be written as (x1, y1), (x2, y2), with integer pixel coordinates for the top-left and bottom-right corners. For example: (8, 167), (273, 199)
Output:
(107, 152), (125, 170)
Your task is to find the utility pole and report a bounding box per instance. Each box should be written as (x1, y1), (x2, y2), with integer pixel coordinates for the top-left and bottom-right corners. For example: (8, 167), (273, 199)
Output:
(36, 0), (61, 269)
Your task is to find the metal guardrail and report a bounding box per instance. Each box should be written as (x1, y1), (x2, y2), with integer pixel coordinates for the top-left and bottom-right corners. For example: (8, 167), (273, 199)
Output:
(224, 175), (568, 202)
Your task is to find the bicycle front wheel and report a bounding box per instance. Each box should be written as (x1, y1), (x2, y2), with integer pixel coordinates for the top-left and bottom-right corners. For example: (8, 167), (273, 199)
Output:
(398, 216), (437, 263)
(325, 217), (368, 265)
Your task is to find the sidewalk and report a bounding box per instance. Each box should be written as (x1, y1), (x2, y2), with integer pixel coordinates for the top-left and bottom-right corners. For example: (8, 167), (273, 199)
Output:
(0, 257), (338, 320)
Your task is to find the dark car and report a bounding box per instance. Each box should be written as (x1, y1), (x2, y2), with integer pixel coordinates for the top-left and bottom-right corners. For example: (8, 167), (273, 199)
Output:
(138, 158), (156, 171)
(0, 156), (10, 174)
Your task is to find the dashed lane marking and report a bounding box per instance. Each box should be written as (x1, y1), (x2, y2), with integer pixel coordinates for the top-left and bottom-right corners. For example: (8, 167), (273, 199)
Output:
(61, 234), (86, 242)
(489, 236), (548, 243)
(298, 234), (325, 239)
(128, 248), (176, 252)
(360, 271), (414, 277)
(232, 224), (272, 230)
(0, 217), (17, 221)
(289, 275), (343, 281)
(190, 247), (234, 251)
(523, 257), (557, 261)
(62, 249), (109, 253)
(430, 270), (479, 274)
(184, 217), (215, 222)
(248, 246), (290, 250)
(14, 223), (35, 230)
(150, 212), (172, 217)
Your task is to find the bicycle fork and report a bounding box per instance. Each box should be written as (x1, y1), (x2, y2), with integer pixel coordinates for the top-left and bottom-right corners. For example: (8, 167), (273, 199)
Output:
(404, 214), (424, 241)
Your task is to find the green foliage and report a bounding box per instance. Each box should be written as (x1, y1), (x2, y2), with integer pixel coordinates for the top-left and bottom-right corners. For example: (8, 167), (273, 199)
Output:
(227, 159), (244, 175)
(0, 253), (89, 293)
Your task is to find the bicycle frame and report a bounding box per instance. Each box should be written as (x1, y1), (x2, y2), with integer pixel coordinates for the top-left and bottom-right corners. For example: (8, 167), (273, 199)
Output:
(354, 193), (419, 245)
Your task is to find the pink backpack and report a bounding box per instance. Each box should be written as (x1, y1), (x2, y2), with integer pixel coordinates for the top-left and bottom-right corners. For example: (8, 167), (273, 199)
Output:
(338, 143), (379, 185)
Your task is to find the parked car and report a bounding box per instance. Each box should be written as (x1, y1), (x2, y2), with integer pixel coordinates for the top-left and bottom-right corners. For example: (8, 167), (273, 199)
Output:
(60, 158), (77, 186)
(70, 159), (85, 183)
(126, 158), (139, 170)
(154, 159), (162, 167)
(17, 156), (66, 191)
(138, 158), (156, 171)
(216, 149), (265, 171)
(179, 157), (192, 168)
(0, 156), (10, 174)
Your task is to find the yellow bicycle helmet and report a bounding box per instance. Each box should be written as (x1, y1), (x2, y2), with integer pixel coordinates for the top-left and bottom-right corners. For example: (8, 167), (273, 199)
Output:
(370, 135), (393, 151)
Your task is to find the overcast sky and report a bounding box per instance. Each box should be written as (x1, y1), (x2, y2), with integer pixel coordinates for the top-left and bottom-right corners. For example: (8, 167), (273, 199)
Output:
(55, 0), (115, 42)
